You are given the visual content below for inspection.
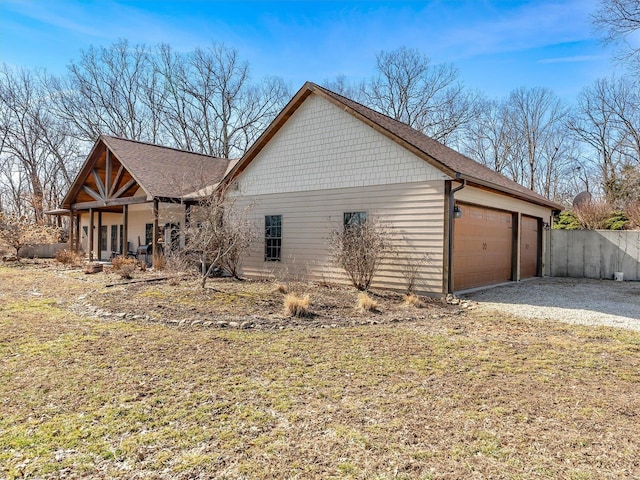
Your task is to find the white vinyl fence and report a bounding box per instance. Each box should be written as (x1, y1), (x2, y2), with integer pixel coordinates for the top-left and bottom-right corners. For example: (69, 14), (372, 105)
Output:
(551, 230), (640, 281)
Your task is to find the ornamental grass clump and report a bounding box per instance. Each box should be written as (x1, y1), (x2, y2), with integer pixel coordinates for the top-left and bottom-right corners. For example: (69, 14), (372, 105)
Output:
(284, 293), (310, 318)
(404, 293), (425, 308)
(357, 292), (378, 312)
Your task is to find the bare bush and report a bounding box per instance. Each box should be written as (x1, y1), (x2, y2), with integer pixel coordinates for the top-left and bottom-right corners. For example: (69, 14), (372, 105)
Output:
(573, 201), (613, 230)
(111, 255), (138, 279)
(399, 250), (431, 294)
(626, 201), (640, 229)
(329, 216), (392, 291)
(0, 213), (60, 258)
(54, 249), (83, 266)
(184, 189), (255, 288)
(284, 293), (310, 318)
(357, 292), (378, 312)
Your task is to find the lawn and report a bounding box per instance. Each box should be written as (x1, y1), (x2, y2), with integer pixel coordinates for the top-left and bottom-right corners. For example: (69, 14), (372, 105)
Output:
(1, 262), (639, 479)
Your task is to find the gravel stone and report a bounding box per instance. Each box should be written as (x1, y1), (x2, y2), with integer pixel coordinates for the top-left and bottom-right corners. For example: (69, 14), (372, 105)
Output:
(464, 277), (640, 331)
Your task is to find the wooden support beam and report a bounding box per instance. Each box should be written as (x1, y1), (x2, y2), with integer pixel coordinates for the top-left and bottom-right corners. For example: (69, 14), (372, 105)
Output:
(82, 185), (103, 202)
(152, 198), (159, 269)
(105, 150), (112, 197)
(71, 196), (148, 210)
(88, 208), (94, 261)
(92, 168), (106, 198)
(68, 210), (74, 253)
(112, 178), (136, 199)
(109, 165), (125, 198)
(75, 212), (80, 253)
(97, 211), (103, 261)
(123, 205), (129, 256)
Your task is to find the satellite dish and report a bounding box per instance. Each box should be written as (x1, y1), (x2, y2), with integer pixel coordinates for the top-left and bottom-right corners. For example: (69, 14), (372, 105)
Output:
(572, 191), (592, 208)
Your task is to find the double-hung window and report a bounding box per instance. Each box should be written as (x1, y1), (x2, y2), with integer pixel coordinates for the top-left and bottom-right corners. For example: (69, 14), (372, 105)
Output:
(343, 211), (367, 229)
(264, 215), (282, 261)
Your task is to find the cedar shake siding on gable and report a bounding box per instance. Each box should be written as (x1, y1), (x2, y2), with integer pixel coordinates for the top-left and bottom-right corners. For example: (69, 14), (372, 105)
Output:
(236, 95), (448, 195)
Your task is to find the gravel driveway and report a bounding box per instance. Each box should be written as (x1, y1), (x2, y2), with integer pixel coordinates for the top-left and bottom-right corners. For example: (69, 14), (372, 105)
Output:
(463, 277), (640, 331)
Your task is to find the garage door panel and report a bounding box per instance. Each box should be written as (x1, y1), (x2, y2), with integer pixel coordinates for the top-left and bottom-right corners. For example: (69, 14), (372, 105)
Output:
(454, 205), (513, 291)
(520, 215), (540, 279)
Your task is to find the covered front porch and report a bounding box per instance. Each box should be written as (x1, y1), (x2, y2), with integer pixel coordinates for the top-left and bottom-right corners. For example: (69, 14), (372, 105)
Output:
(57, 135), (232, 267)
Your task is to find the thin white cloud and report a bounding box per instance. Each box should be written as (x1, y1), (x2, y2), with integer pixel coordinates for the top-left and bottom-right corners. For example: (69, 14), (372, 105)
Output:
(538, 55), (605, 64)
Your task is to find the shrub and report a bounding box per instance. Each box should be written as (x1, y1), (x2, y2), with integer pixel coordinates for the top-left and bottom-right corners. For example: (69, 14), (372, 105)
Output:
(357, 292), (378, 312)
(603, 211), (629, 230)
(55, 249), (82, 266)
(329, 216), (392, 291)
(284, 293), (310, 318)
(627, 202), (640, 230)
(573, 201), (612, 230)
(111, 255), (138, 279)
(404, 293), (425, 308)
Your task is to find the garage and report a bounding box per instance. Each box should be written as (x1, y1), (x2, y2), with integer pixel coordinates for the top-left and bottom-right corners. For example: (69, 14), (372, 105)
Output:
(520, 215), (540, 279)
(453, 204), (514, 291)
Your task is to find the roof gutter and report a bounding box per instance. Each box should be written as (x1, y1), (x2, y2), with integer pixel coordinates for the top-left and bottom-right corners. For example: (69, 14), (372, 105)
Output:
(447, 176), (466, 294)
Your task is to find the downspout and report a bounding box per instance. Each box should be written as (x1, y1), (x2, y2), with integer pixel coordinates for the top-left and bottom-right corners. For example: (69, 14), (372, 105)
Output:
(447, 176), (466, 294)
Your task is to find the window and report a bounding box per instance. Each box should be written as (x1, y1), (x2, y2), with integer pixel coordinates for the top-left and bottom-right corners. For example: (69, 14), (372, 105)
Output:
(145, 223), (153, 245)
(100, 225), (107, 251)
(119, 225), (124, 253)
(344, 211), (367, 229)
(264, 215), (282, 261)
(110, 225), (118, 253)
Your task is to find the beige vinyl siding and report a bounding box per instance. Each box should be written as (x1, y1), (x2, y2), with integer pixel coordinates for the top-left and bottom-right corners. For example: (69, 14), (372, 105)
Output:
(236, 181), (446, 295)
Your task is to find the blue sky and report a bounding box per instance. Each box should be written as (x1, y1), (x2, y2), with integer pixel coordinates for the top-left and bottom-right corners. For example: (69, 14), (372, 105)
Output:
(0, 0), (622, 102)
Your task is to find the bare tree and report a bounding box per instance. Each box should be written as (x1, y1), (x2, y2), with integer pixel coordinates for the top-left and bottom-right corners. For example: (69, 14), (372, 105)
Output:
(361, 47), (476, 144)
(183, 189), (255, 288)
(568, 77), (640, 205)
(593, 0), (640, 71)
(506, 87), (569, 194)
(0, 212), (59, 258)
(48, 40), (158, 143)
(462, 97), (520, 176)
(0, 65), (79, 222)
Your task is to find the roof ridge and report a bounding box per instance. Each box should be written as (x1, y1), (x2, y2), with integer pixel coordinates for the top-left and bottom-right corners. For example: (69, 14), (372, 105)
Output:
(101, 135), (234, 161)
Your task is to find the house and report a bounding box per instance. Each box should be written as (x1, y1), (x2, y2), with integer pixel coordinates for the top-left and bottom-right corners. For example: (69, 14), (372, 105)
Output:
(59, 135), (233, 262)
(223, 82), (563, 294)
(57, 82), (561, 295)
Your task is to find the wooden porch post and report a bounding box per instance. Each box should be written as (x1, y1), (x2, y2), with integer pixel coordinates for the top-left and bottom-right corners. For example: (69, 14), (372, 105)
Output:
(75, 213), (81, 254)
(97, 211), (103, 261)
(123, 204), (129, 255)
(184, 203), (191, 246)
(88, 208), (94, 261)
(152, 198), (159, 268)
(68, 210), (74, 253)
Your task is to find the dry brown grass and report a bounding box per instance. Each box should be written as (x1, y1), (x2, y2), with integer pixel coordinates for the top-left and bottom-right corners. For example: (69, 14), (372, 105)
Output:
(357, 292), (378, 312)
(111, 255), (138, 279)
(284, 293), (310, 317)
(1, 263), (640, 479)
(404, 292), (426, 308)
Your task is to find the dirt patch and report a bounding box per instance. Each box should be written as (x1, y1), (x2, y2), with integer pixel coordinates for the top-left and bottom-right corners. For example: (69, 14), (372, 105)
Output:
(5, 259), (466, 330)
